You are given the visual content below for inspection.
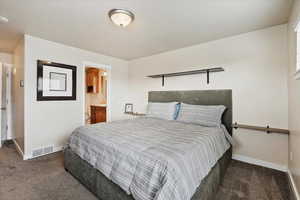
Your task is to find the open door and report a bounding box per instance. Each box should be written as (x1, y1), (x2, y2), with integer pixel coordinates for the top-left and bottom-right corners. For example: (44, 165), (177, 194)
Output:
(0, 63), (6, 147)
(0, 63), (12, 147)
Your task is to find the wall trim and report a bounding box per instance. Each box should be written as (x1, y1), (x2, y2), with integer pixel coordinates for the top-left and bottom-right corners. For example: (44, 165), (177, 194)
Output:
(23, 154), (31, 160)
(12, 139), (24, 159)
(24, 145), (64, 160)
(288, 170), (300, 200)
(232, 154), (288, 172)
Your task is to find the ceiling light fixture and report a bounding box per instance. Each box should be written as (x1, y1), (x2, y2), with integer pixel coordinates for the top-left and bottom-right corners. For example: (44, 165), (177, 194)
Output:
(0, 16), (8, 24)
(108, 9), (134, 27)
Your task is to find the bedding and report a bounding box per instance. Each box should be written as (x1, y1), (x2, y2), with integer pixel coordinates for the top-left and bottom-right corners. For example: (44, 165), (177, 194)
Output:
(68, 117), (231, 200)
(146, 102), (178, 120)
(177, 103), (226, 127)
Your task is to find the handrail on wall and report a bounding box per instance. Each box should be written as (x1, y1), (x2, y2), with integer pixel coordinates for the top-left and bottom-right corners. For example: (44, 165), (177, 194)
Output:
(232, 122), (289, 135)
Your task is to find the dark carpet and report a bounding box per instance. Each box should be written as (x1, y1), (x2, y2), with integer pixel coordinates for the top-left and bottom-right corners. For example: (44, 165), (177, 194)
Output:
(0, 142), (294, 200)
(216, 160), (295, 200)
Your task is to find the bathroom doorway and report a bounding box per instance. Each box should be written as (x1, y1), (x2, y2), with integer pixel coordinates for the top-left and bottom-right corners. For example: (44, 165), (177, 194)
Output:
(83, 63), (110, 125)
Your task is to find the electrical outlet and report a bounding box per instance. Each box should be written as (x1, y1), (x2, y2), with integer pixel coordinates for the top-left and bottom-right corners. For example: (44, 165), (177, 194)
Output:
(290, 151), (293, 161)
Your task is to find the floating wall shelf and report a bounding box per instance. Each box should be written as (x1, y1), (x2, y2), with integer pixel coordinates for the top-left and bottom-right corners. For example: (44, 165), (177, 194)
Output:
(147, 67), (224, 86)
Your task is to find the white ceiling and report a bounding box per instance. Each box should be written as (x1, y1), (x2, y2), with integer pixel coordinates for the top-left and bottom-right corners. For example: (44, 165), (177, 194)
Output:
(0, 0), (294, 60)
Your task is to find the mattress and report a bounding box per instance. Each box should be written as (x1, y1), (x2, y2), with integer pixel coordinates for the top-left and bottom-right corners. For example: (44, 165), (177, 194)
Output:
(68, 117), (231, 200)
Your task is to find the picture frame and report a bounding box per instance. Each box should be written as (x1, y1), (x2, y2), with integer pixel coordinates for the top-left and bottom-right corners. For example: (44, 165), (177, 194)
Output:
(37, 60), (77, 101)
(124, 103), (133, 113)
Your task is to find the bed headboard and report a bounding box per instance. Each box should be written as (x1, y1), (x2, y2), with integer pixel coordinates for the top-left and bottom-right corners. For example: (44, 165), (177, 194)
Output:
(148, 90), (232, 135)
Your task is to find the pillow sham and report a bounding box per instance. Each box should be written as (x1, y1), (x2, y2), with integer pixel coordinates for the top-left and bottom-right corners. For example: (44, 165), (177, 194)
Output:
(173, 103), (181, 120)
(176, 103), (226, 127)
(146, 102), (178, 120)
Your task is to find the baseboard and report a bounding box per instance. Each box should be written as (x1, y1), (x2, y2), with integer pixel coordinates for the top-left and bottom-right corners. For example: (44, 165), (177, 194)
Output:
(24, 146), (64, 160)
(12, 139), (24, 159)
(23, 154), (31, 160)
(232, 154), (288, 172)
(288, 170), (300, 200)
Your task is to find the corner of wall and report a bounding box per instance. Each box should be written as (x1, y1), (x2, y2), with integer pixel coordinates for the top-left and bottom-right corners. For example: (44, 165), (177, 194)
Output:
(12, 35), (25, 155)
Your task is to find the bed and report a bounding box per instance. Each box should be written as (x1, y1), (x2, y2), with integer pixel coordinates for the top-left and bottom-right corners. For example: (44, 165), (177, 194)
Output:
(64, 90), (233, 200)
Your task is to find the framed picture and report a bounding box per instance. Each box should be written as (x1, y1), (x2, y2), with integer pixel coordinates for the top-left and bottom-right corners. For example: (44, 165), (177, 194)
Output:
(124, 103), (133, 113)
(37, 60), (77, 101)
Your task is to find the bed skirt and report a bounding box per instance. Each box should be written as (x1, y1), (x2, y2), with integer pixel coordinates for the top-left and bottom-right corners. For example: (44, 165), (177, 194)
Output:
(64, 147), (232, 200)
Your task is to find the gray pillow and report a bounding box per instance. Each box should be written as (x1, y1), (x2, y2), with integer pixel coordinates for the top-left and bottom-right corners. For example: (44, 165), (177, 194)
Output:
(146, 102), (178, 120)
(176, 103), (226, 127)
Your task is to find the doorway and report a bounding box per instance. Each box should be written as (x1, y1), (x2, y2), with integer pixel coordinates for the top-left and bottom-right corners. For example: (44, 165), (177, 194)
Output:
(84, 63), (110, 125)
(0, 63), (13, 147)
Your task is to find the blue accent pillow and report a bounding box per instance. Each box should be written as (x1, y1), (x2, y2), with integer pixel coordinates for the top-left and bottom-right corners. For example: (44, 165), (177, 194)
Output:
(173, 103), (181, 120)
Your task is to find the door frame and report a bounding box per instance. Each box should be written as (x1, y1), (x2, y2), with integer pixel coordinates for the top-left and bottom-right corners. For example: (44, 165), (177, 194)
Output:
(0, 62), (2, 148)
(82, 61), (111, 125)
(5, 64), (12, 140)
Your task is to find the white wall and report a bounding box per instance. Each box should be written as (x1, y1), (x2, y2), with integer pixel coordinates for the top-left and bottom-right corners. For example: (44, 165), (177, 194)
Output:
(12, 39), (25, 153)
(128, 24), (289, 168)
(24, 35), (129, 158)
(288, 0), (300, 194)
(0, 52), (13, 64)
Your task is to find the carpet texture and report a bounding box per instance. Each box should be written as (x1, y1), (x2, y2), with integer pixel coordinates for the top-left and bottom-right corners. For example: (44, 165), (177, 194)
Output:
(216, 160), (295, 200)
(0, 142), (294, 200)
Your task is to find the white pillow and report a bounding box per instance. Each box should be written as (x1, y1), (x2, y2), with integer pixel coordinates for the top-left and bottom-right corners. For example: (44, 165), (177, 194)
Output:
(176, 103), (226, 127)
(146, 102), (178, 120)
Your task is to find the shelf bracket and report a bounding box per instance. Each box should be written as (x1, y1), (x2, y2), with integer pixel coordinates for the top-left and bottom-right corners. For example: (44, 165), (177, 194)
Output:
(147, 67), (224, 87)
(266, 125), (270, 134)
(206, 70), (210, 84)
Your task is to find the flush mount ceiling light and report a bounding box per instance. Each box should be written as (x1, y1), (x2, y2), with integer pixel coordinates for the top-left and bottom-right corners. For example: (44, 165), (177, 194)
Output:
(108, 9), (134, 27)
(0, 16), (8, 24)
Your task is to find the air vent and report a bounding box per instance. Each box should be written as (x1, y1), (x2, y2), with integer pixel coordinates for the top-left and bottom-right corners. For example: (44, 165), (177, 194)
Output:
(32, 145), (54, 158)
(32, 148), (43, 158)
(44, 146), (54, 154)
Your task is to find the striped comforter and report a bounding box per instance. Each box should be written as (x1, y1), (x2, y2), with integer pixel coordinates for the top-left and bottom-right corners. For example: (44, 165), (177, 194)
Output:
(68, 117), (231, 200)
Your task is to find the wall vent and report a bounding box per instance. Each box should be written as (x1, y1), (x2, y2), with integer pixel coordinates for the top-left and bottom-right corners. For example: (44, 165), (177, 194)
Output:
(32, 145), (54, 158)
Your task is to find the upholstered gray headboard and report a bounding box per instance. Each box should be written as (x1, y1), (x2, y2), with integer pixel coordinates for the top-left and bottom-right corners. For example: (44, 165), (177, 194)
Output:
(148, 90), (232, 135)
